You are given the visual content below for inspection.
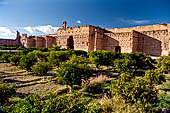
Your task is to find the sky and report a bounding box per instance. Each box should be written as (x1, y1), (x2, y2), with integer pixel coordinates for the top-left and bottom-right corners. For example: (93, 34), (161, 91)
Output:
(0, 0), (170, 39)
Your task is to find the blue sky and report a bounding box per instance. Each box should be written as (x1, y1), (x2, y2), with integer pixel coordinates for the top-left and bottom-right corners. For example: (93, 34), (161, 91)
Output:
(0, 0), (170, 39)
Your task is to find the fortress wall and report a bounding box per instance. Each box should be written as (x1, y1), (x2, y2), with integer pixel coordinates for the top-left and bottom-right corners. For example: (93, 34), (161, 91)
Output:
(45, 36), (56, 48)
(36, 37), (46, 48)
(107, 24), (170, 33)
(57, 26), (90, 51)
(136, 30), (169, 56)
(104, 32), (133, 53)
(26, 36), (36, 48)
(93, 28), (104, 51)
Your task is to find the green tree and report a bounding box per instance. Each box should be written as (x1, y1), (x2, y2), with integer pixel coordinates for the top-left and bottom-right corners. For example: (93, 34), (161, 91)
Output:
(57, 55), (92, 90)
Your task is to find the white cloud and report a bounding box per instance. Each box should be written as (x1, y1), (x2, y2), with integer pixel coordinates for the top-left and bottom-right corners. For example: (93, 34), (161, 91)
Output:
(121, 19), (150, 25)
(0, 27), (15, 38)
(24, 25), (59, 34)
(0, 25), (59, 39)
(76, 20), (81, 24)
(24, 26), (35, 34)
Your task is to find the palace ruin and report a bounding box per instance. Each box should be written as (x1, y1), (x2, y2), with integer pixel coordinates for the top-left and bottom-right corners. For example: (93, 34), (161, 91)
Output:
(1, 22), (170, 56)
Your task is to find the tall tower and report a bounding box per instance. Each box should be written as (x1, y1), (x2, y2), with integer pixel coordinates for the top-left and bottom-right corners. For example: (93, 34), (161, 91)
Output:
(62, 21), (67, 29)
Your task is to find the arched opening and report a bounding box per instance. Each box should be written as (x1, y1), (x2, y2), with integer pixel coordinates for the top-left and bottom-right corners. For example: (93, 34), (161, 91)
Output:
(115, 46), (121, 53)
(68, 36), (74, 49)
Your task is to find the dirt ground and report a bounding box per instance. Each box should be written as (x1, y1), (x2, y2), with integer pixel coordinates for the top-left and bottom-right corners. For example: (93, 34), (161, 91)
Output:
(0, 63), (66, 97)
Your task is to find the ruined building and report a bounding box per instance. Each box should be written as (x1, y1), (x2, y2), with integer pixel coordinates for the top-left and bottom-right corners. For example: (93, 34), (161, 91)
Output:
(0, 31), (22, 47)
(1, 21), (170, 56)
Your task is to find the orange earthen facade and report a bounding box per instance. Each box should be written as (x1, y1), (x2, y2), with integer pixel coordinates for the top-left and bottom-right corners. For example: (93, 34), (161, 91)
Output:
(1, 22), (170, 56)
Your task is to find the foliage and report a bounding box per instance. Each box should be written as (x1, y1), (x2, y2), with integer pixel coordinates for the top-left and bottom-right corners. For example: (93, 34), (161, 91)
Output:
(0, 53), (11, 63)
(51, 45), (62, 51)
(2, 94), (43, 113)
(144, 69), (165, 85)
(114, 58), (135, 73)
(156, 56), (170, 74)
(48, 51), (69, 67)
(9, 55), (22, 66)
(19, 52), (37, 71)
(114, 53), (154, 73)
(111, 72), (158, 112)
(32, 62), (52, 76)
(1, 93), (103, 113)
(57, 55), (92, 88)
(154, 92), (170, 112)
(0, 81), (16, 105)
(42, 93), (103, 113)
(88, 50), (117, 68)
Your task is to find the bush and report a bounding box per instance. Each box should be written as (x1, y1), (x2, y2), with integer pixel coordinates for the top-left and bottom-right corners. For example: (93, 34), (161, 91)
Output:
(114, 53), (154, 73)
(32, 62), (52, 76)
(111, 72), (158, 112)
(88, 50), (117, 68)
(0, 81), (16, 105)
(19, 53), (37, 71)
(57, 55), (92, 89)
(2, 94), (42, 113)
(48, 51), (70, 67)
(114, 58), (135, 73)
(0, 53), (11, 63)
(9, 55), (22, 66)
(156, 56), (170, 74)
(1, 93), (103, 113)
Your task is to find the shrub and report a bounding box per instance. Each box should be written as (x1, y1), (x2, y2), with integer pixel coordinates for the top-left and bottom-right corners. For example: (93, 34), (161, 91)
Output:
(1, 93), (103, 113)
(0, 53), (11, 63)
(48, 51), (70, 67)
(2, 94), (42, 113)
(88, 50), (117, 68)
(0, 81), (16, 105)
(32, 62), (52, 76)
(9, 55), (22, 66)
(42, 93), (103, 113)
(154, 92), (170, 112)
(114, 53), (154, 73)
(144, 69), (165, 85)
(57, 55), (92, 89)
(111, 72), (158, 112)
(114, 58), (135, 73)
(19, 53), (37, 71)
(156, 56), (170, 74)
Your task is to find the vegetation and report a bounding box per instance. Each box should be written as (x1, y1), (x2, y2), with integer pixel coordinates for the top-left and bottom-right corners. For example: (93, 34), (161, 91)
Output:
(0, 48), (170, 112)
(57, 55), (92, 89)
(32, 61), (52, 76)
(0, 81), (16, 105)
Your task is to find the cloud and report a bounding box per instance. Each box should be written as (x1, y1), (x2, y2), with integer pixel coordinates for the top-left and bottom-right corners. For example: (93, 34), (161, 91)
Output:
(0, 25), (59, 39)
(76, 20), (81, 24)
(121, 19), (150, 25)
(0, 27), (16, 38)
(24, 25), (59, 34)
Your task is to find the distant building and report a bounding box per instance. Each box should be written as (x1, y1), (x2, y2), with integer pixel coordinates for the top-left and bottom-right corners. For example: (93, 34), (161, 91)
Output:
(1, 21), (170, 56)
(0, 31), (22, 47)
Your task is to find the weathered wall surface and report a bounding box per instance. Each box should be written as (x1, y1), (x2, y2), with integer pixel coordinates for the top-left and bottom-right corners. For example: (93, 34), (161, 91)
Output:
(107, 24), (170, 33)
(0, 32), (21, 47)
(8, 23), (170, 56)
(57, 26), (91, 51)
(103, 32), (133, 53)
